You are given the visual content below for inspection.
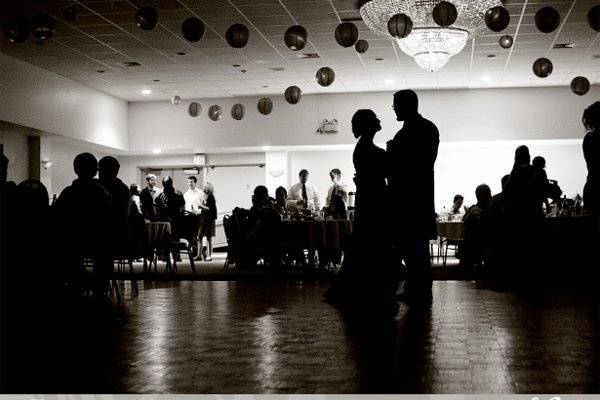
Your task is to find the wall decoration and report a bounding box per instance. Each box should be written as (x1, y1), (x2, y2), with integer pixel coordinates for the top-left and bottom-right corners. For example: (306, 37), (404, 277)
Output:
(31, 13), (55, 41)
(3, 14), (30, 43)
(388, 14), (413, 38)
(285, 86), (302, 104)
(208, 105), (223, 121)
(257, 98), (273, 115)
(335, 22), (359, 47)
(535, 7), (560, 33)
(182, 17), (205, 42)
(316, 67), (335, 87)
(171, 95), (181, 105)
(588, 5), (600, 32)
(532, 57), (553, 78)
(188, 102), (201, 117)
(499, 34), (513, 48)
(284, 25), (307, 51)
(485, 6), (510, 32)
(231, 103), (245, 120)
(432, 1), (458, 27)
(570, 76), (590, 96)
(135, 6), (159, 31)
(226, 23), (249, 48)
(355, 39), (369, 53)
(317, 119), (338, 134)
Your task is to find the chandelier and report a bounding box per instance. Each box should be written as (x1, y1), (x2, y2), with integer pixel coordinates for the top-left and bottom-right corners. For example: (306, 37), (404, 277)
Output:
(360, 0), (501, 71)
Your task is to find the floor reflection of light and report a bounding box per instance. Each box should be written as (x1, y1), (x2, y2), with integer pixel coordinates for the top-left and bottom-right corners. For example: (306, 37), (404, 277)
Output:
(252, 313), (280, 387)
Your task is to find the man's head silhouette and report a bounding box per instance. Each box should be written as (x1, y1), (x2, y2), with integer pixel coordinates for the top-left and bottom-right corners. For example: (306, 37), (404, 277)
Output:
(514, 145), (530, 166)
(393, 89), (419, 121)
(98, 156), (120, 181)
(73, 153), (98, 180)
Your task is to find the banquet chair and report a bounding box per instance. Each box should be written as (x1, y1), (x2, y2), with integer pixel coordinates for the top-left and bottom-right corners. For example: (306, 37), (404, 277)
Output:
(168, 214), (199, 274)
(440, 238), (462, 267)
(82, 257), (122, 303)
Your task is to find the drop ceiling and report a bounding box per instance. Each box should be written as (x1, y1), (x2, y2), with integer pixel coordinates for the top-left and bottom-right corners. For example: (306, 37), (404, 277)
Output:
(1, 0), (598, 101)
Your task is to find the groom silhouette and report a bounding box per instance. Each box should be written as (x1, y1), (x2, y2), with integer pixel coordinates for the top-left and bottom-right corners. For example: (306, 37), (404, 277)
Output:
(387, 90), (439, 305)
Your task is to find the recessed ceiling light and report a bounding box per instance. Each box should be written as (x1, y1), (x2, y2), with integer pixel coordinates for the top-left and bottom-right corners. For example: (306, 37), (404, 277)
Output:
(487, 54), (496, 58)
(142, 89), (152, 95)
(262, 85), (269, 88)
(97, 70), (105, 73)
(480, 76), (491, 82)
(153, 79), (160, 82)
(384, 79), (395, 85)
(255, 60), (268, 64)
(271, 67), (285, 72)
(375, 57), (384, 61)
(152, 149), (162, 154)
(176, 51), (187, 56)
(232, 64), (241, 67)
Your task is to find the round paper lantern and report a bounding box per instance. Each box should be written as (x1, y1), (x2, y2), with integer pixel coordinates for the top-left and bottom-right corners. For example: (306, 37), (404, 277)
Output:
(171, 95), (181, 105)
(499, 34), (513, 49)
(208, 105), (223, 121)
(355, 39), (369, 53)
(285, 86), (302, 105)
(588, 5), (600, 32)
(284, 25), (307, 51)
(257, 98), (273, 115)
(570, 76), (590, 96)
(182, 17), (205, 42)
(335, 22), (358, 47)
(316, 67), (335, 87)
(63, 4), (78, 23)
(355, 0), (372, 9)
(226, 23), (249, 48)
(3, 14), (30, 44)
(432, 1), (458, 27)
(135, 6), (159, 31)
(231, 103), (245, 120)
(535, 7), (560, 33)
(32, 13), (56, 41)
(188, 102), (201, 117)
(388, 14), (413, 38)
(532, 58), (553, 78)
(485, 6), (510, 32)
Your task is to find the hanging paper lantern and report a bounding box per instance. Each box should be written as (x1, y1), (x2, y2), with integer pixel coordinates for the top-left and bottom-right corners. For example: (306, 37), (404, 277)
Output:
(135, 6), (159, 31)
(355, 0), (372, 9)
(231, 103), (245, 120)
(499, 35), (513, 49)
(226, 23), (249, 48)
(388, 14), (413, 38)
(63, 4), (78, 23)
(208, 105), (223, 121)
(188, 102), (201, 117)
(570, 77), (590, 96)
(284, 25), (307, 51)
(171, 95), (181, 105)
(3, 14), (30, 44)
(485, 6), (510, 32)
(432, 1), (458, 27)
(535, 7), (560, 33)
(588, 5), (600, 32)
(355, 39), (369, 53)
(31, 13), (56, 41)
(285, 86), (302, 104)
(257, 98), (273, 115)
(182, 17), (205, 42)
(532, 58), (553, 78)
(335, 22), (359, 47)
(316, 67), (335, 87)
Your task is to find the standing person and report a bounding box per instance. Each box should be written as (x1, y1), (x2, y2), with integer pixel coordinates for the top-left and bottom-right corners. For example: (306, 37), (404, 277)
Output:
(140, 173), (162, 221)
(326, 168), (349, 207)
(387, 89), (439, 306)
(183, 176), (205, 215)
(289, 169), (321, 212)
(198, 182), (217, 261)
(582, 102), (600, 217)
(130, 183), (141, 214)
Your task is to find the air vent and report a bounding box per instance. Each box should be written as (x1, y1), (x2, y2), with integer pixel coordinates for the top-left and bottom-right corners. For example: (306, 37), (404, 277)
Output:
(553, 43), (574, 49)
(592, 54), (600, 59)
(301, 53), (320, 59)
(271, 67), (285, 72)
(121, 61), (141, 67)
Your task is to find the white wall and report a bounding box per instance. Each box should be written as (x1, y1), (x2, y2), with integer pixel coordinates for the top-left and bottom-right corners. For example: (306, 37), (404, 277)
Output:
(127, 86), (599, 152)
(0, 53), (128, 151)
(0, 123), (30, 184)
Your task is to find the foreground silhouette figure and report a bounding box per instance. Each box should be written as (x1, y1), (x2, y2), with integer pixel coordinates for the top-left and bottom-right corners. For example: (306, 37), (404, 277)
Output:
(387, 90), (439, 305)
(582, 101), (599, 218)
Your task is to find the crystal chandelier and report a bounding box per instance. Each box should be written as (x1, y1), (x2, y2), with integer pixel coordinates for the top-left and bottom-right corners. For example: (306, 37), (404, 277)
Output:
(360, 0), (501, 71)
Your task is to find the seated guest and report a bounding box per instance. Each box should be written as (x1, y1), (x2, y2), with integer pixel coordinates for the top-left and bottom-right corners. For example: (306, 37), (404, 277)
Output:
(289, 169), (321, 212)
(491, 175), (510, 219)
(274, 186), (291, 219)
(249, 185), (280, 264)
(506, 145), (546, 220)
(326, 168), (348, 208)
(98, 156), (130, 223)
(441, 194), (465, 220)
(130, 183), (141, 214)
(462, 184), (493, 267)
(140, 173), (162, 221)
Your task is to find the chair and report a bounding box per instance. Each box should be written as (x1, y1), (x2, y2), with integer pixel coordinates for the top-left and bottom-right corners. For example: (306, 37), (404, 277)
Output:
(440, 238), (462, 267)
(169, 213), (199, 274)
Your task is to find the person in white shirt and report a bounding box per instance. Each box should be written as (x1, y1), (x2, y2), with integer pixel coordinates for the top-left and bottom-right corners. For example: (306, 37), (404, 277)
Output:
(440, 194), (466, 220)
(326, 168), (348, 207)
(289, 169), (321, 211)
(183, 176), (206, 214)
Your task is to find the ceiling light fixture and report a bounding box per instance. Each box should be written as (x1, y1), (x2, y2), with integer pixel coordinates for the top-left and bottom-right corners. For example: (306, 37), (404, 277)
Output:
(152, 149), (162, 154)
(384, 79), (396, 85)
(176, 51), (187, 56)
(360, 0), (502, 71)
(480, 75), (491, 82)
(142, 89), (152, 95)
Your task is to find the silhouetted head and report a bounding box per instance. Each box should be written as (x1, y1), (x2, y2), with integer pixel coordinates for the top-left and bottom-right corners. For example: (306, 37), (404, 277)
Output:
(351, 109), (381, 139)
(17, 179), (49, 215)
(1, 154), (8, 184)
(329, 168), (341, 182)
(501, 174), (510, 192)
(475, 184), (492, 206)
(73, 153), (98, 180)
(583, 102), (600, 132)
(299, 169), (309, 184)
(514, 145), (530, 166)
(187, 175), (197, 190)
(145, 173), (157, 189)
(162, 176), (174, 193)
(275, 186), (287, 206)
(393, 89), (419, 121)
(129, 183), (140, 196)
(98, 156), (120, 180)
(253, 185), (269, 207)
(452, 194), (464, 211)
(532, 156), (546, 169)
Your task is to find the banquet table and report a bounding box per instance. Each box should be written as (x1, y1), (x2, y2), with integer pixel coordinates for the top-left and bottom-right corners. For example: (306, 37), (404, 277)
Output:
(437, 221), (464, 240)
(274, 219), (354, 250)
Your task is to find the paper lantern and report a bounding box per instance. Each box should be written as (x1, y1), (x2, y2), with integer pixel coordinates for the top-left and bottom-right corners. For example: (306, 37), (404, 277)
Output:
(432, 1), (458, 27)
(63, 4), (78, 23)
(570, 77), (590, 96)
(588, 5), (600, 32)
(532, 58), (553, 78)
(316, 67), (335, 87)
(535, 7), (560, 33)
(31, 13), (56, 41)
(182, 17), (205, 42)
(188, 102), (201, 117)
(485, 6), (510, 32)
(171, 95), (181, 105)
(208, 105), (223, 121)
(335, 22), (358, 47)
(285, 86), (302, 104)
(226, 24), (249, 48)
(388, 14), (413, 38)
(284, 25), (307, 51)
(355, 0), (372, 9)
(257, 98), (273, 115)
(499, 35), (513, 49)
(135, 6), (159, 31)
(231, 103), (245, 120)
(355, 39), (369, 53)
(3, 14), (30, 44)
